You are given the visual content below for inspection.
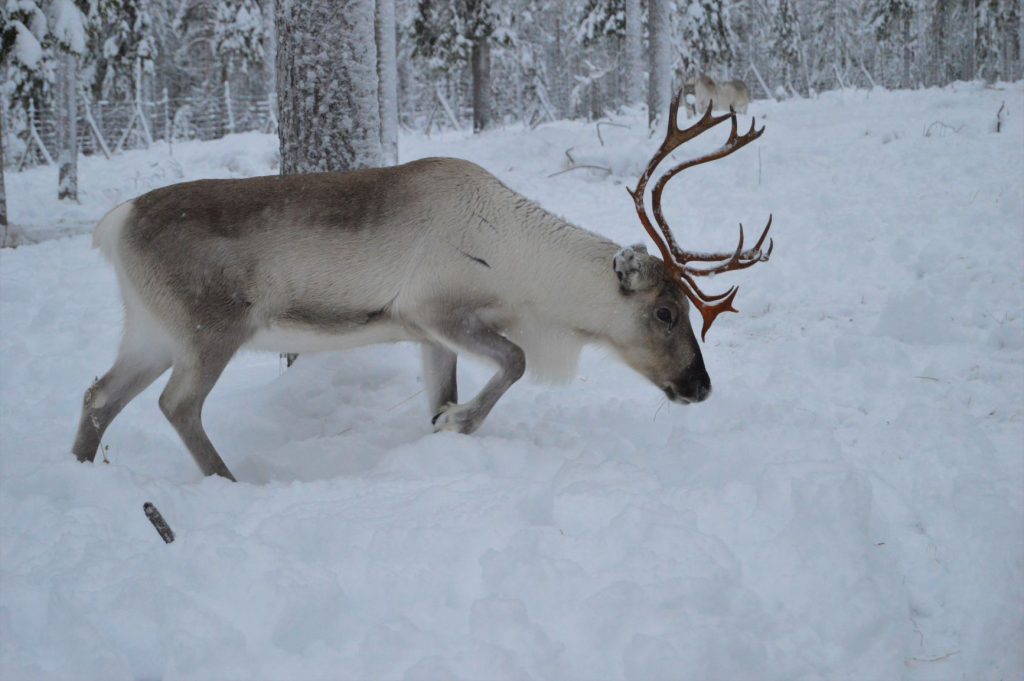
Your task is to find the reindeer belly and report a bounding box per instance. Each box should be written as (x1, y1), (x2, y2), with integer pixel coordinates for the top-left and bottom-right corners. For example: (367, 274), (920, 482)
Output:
(244, 316), (412, 353)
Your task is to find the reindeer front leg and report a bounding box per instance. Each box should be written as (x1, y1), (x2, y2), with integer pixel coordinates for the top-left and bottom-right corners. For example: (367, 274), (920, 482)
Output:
(421, 342), (458, 416)
(429, 312), (525, 434)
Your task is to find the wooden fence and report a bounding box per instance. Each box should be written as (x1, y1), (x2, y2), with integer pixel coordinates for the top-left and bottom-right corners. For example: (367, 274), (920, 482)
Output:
(4, 84), (277, 170)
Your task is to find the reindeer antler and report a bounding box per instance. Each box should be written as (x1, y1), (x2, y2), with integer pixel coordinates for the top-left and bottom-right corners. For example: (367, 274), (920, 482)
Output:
(627, 92), (773, 341)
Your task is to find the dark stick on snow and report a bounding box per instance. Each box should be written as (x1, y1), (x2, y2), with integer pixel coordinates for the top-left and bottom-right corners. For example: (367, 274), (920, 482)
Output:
(144, 502), (175, 544)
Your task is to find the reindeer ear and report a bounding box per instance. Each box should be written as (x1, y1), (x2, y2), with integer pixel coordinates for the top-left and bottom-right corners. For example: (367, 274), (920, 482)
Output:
(613, 245), (659, 292)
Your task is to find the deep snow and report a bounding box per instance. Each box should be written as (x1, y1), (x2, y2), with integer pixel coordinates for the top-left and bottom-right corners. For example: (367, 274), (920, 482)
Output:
(1, 83), (1022, 680)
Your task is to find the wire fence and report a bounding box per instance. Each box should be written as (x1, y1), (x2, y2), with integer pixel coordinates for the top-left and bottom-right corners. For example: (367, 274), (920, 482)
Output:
(4, 85), (277, 170)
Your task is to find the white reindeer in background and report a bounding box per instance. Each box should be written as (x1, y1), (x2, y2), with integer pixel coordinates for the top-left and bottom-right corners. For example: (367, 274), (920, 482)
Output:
(72, 96), (773, 480)
(684, 74), (752, 116)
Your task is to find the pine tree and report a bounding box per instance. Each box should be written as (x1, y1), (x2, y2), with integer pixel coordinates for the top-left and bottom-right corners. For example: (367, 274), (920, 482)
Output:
(573, 0), (625, 117)
(869, 0), (915, 87)
(773, 0), (802, 93)
(213, 0), (265, 76)
(1, 1), (57, 107)
(677, 0), (732, 76)
(52, 0), (89, 201)
(0, 1), (88, 198)
(0, 112), (6, 231)
(412, 0), (512, 132)
(376, 0), (399, 164)
(975, 0), (1019, 80)
(929, 0), (953, 85)
(648, 0), (671, 125)
(806, 0), (863, 90)
(275, 0), (382, 174)
(624, 0), (642, 104)
(95, 0), (157, 98)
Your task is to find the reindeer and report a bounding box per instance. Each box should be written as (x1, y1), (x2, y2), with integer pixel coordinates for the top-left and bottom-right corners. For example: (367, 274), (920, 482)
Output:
(72, 97), (772, 480)
(684, 74), (751, 117)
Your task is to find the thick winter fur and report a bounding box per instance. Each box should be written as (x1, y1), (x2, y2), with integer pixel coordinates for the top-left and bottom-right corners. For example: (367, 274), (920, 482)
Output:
(685, 74), (751, 116)
(73, 158), (710, 479)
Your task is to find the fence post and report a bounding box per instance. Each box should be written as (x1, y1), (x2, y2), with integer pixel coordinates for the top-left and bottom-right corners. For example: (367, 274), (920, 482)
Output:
(265, 92), (278, 134)
(19, 101), (54, 170)
(82, 97), (111, 159)
(224, 81), (235, 135)
(136, 59), (153, 147)
(164, 87), (172, 156)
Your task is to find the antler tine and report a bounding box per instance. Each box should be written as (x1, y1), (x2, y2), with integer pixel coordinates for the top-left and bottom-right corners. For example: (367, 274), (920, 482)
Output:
(668, 99), (734, 146)
(673, 264), (740, 341)
(628, 96), (734, 267)
(652, 117), (767, 266)
(629, 93), (773, 339)
(685, 214), (774, 275)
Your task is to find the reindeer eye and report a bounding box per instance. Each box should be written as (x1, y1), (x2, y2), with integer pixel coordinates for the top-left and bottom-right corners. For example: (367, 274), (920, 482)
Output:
(655, 307), (674, 324)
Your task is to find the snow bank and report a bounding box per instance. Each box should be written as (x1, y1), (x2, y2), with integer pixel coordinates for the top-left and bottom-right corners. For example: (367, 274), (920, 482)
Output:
(2, 83), (1022, 679)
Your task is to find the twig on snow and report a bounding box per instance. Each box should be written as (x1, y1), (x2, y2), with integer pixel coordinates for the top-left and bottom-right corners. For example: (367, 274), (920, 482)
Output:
(924, 121), (964, 137)
(548, 164), (612, 178)
(595, 120), (629, 146)
(387, 389), (423, 411)
(905, 650), (959, 665)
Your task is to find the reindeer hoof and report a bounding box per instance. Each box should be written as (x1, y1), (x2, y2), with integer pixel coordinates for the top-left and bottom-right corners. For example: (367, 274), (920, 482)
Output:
(432, 402), (479, 434)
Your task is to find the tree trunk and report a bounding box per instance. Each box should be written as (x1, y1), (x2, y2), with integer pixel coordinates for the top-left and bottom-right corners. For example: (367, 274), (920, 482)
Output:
(472, 37), (492, 132)
(57, 52), (78, 202)
(901, 12), (912, 88)
(625, 0), (643, 104)
(276, 0), (382, 174)
(965, 0), (977, 78)
(376, 0), (399, 164)
(1018, 0), (1024, 81)
(931, 0), (948, 85)
(264, 0), (277, 96)
(550, 12), (567, 117)
(647, 0), (672, 126)
(1, 109), (7, 230)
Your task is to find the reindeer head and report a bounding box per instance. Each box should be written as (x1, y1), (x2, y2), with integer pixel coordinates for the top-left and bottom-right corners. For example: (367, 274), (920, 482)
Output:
(614, 93), (773, 403)
(612, 242), (711, 403)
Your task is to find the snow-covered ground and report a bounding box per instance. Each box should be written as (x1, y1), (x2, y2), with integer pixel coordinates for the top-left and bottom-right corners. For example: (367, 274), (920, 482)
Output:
(2, 83), (1022, 680)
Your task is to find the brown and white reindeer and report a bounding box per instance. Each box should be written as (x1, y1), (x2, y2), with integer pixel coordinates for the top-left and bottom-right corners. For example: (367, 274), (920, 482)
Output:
(684, 74), (752, 116)
(72, 96), (772, 480)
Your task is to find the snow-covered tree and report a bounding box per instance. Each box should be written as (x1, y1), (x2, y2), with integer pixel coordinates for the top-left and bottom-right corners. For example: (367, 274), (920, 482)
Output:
(677, 0), (732, 77)
(213, 0), (265, 76)
(869, 0), (914, 87)
(411, 0), (513, 132)
(773, 0), (803, 92)
(648, 0), (672, 125)
(276, 0), (382, 173)
(2, 1), (57, 106)
(376, 0), (399, 164)
(94, 0), (157, 98)
(805, 0), (864, 89)
(0, 112), (6, 229)
(975, 0), (1020, 80)
(52, 0), (88, 201)
(0, 0), (87, 198)
(576, 0), (624, 44)
(624, 0), (642, 104)
(573, 0), (625, 118)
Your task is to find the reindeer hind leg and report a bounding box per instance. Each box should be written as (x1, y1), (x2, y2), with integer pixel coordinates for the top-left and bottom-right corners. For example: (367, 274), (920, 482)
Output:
(72, 317), (172, 464)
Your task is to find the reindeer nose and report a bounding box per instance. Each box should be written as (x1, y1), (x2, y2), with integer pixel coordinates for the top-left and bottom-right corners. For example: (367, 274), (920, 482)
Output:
(686, 373), (712, 402)
(693, 381), (712, 402)
(670, 367), (711, 403)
